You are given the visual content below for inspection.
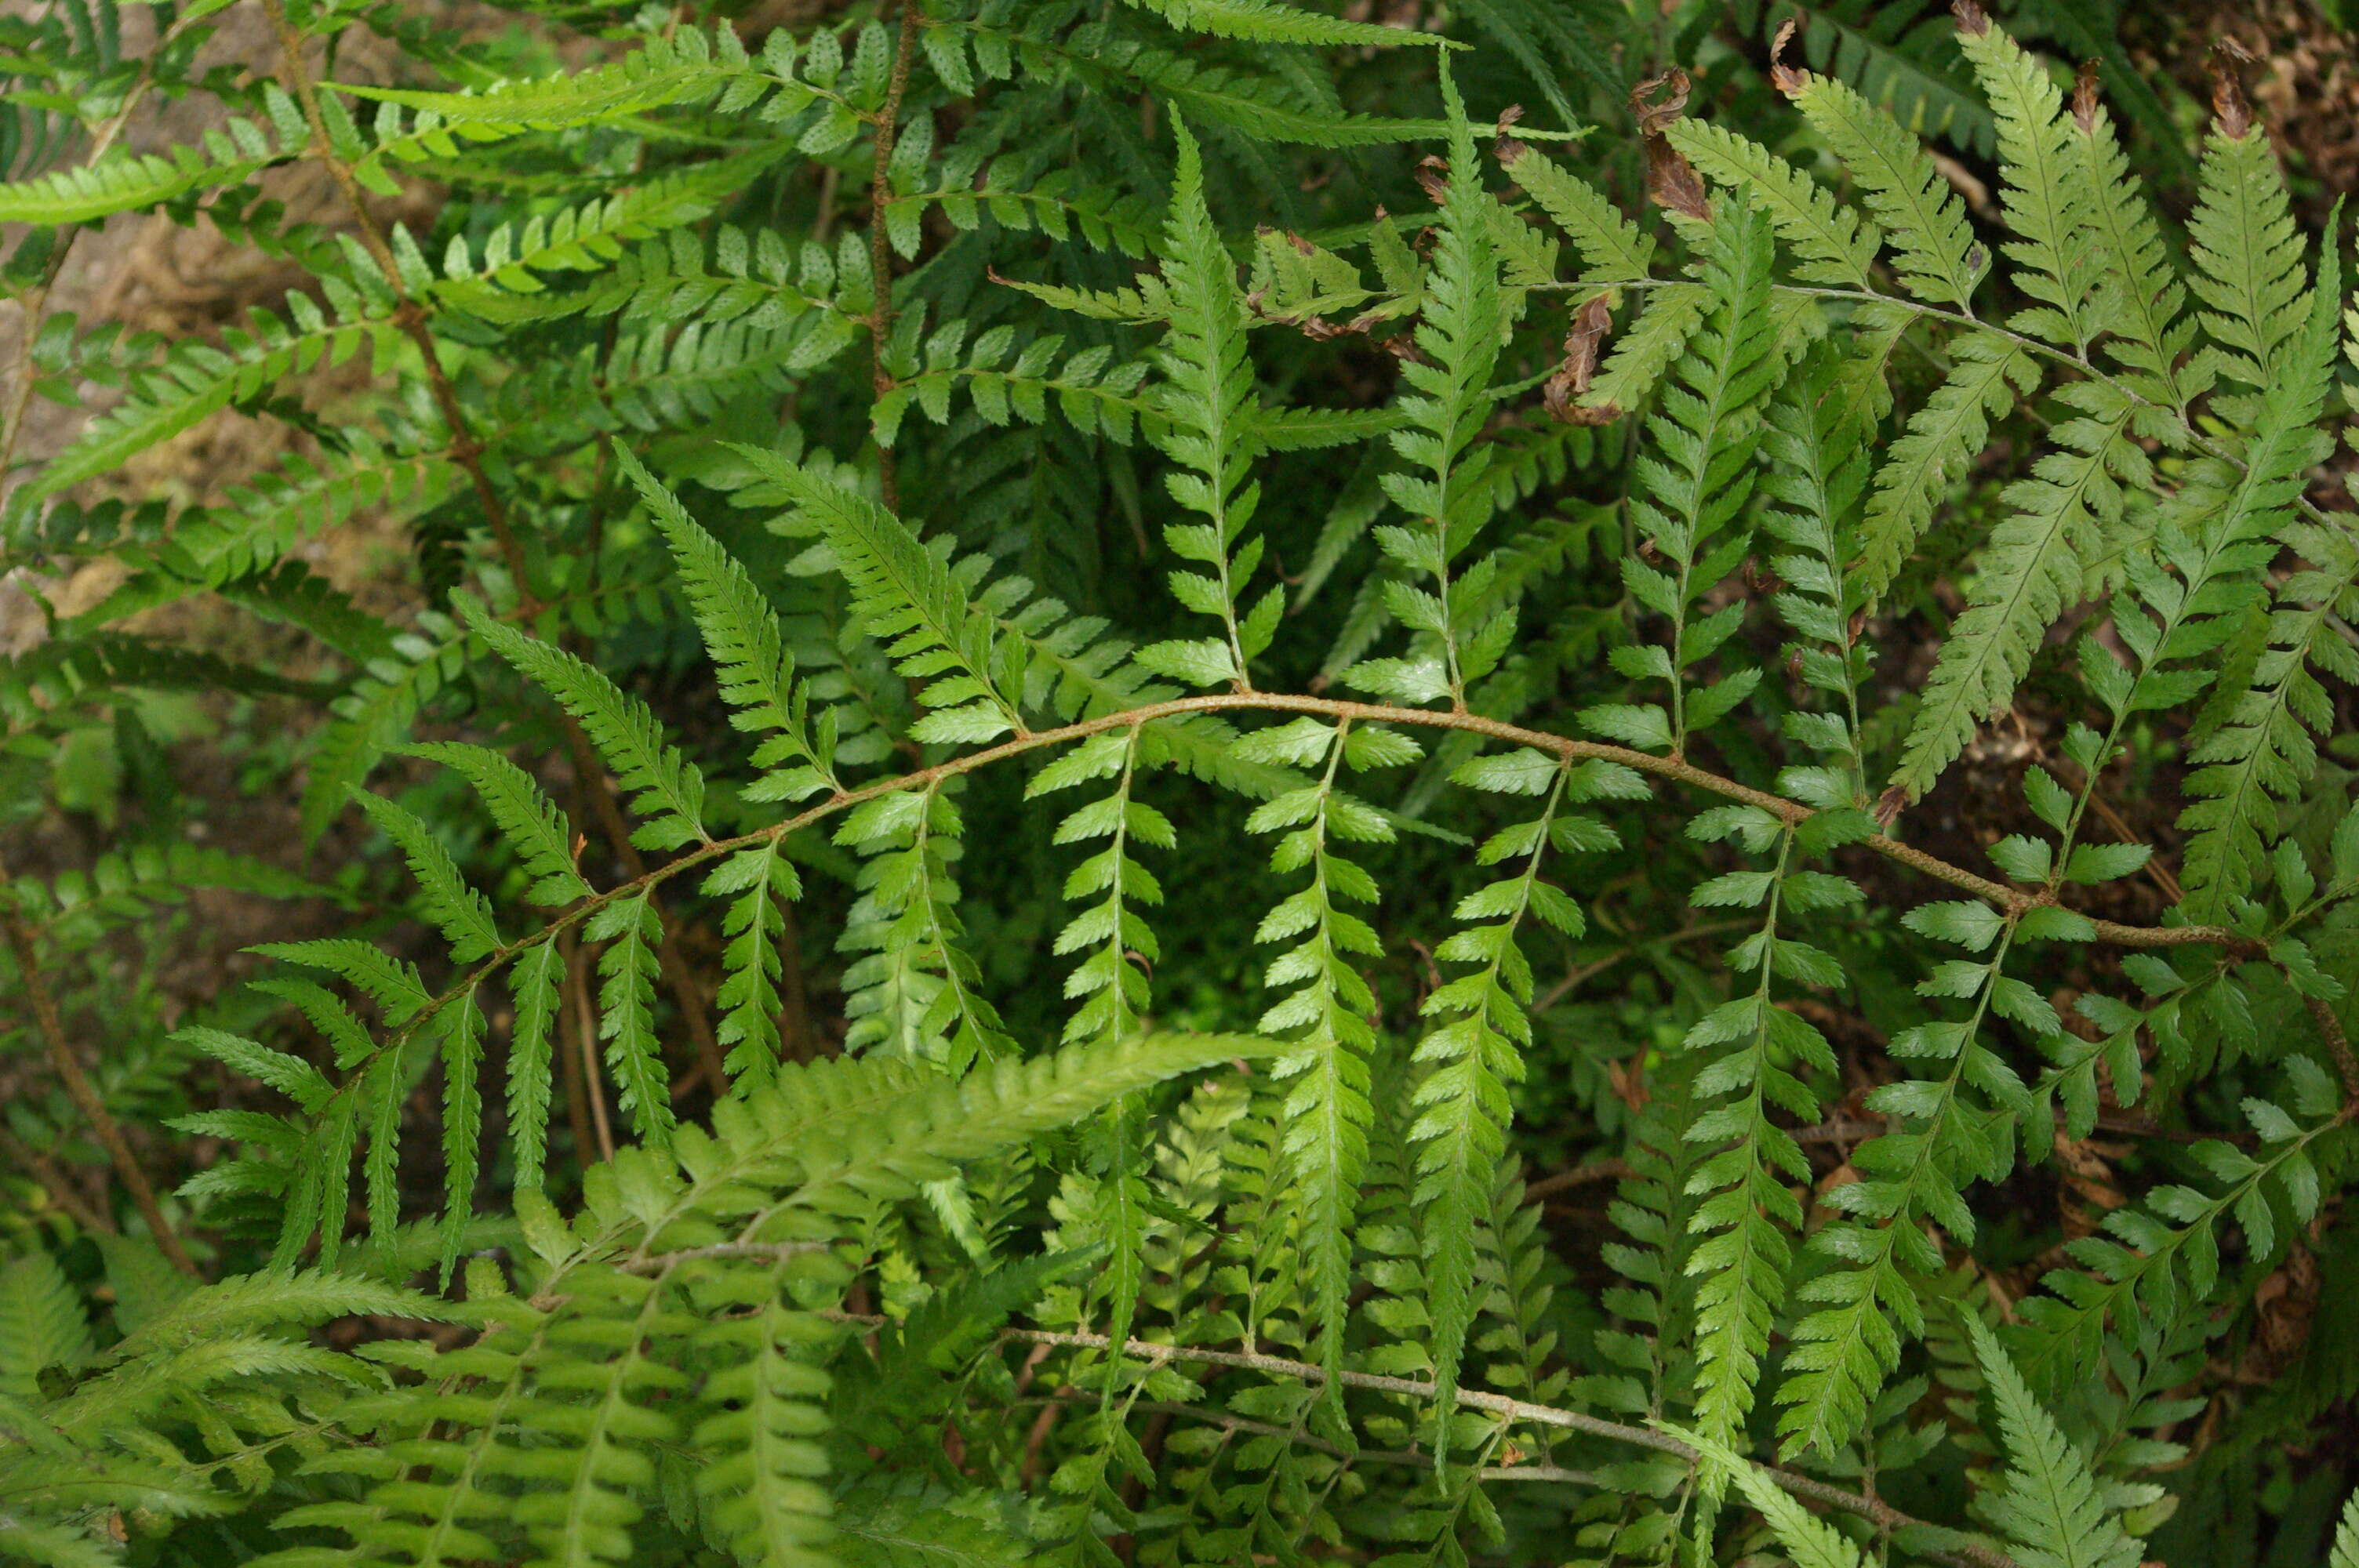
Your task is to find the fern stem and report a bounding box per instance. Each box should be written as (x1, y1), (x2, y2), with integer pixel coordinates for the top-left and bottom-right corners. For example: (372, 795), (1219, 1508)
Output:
(565, 927), (616, 1163)
(858, 1316), (2022, 1568)
(297, 691), (2251, 1168)
(0, 852), (198, 1276)
(259, 0), (531, 593)
(262, 0), (743, 1093)
(2306, 993), (2359, 1103)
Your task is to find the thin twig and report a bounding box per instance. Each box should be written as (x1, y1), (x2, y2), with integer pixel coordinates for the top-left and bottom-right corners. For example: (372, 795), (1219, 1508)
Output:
(302, 689), (2262, 1134)
(264, 0), (725, 1089)
(838, 1314), (2019, 1568)
(565, 928), (615, 1163)
(0, 854), (198, 1276)
(1521, 1160), (1632, 1201)
(0, 1123), (116, 1236)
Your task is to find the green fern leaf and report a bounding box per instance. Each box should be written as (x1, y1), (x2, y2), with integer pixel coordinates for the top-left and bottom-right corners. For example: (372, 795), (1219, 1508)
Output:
(352, 790), (503, 964)
(2187, 113), (2307, 392)
(1955, 18), (2096, 347)
(1667, 1425), (1868, 1568)
(1136, 110), (1270, 692)
(1496, 143), (1654, 283)
(704, 840), (800, 1086)
(736, 447), (1021, 740)
(1964, 1316), (2145, 1568)
(584, 891), (677, 1148)
(508, 941), (565, 1195)
(1855, 335), (2040, 601)
(461, 597), (709, 851)
(1668, 121), (1880, 289)
(1891, 383), (2138, 802)
(0, 1254), (93, 1404)
(1789, 67), (1983, 310)
(401, 742), (592, 908)
(620, 448), (837, 800)
(1117, 0), (1439, 47)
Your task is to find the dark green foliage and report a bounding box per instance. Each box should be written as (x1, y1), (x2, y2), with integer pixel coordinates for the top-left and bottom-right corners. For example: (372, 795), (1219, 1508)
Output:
(5, 2), (2358, 1566)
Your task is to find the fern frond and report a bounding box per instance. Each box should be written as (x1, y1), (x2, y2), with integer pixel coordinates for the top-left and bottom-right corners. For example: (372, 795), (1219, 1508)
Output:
(332, 25), (755, 137)
(620, 448), (838, 800)
(583, 891), (677, 1148)
(2186, 113), (2306, 392)
(1668, 122), (1880, 289)
(1243, 719), (1386, 1390)
(32, 292), (401, 501)
(1117, 0), (1438, 47)
(1788, 68), (1983, 310)
(2069, 82), (2194, 415)
(1587, 192), (1782, 755)
(1892, 383), (2139, 803)
(0, 102), (291, 223)
(1955, 18), (2095, 348)
(1134, 110), (1273, 693)
(1412, 746), (1581, 1433)
(352, 790), (503, 964)
(704, 839), (801, 1086)
(508, 941), (565, 1195)
(737, 446), (1023, 742)
(1347, 64), (1505, 713)
(400, 742), (592, 908)
(462, 598), (710, 850)
(2172, 254), (2346, 916)
(248, 938), (432, 1025)
(1496, 144), (1654, 282)
(1964, 1316), (2145, 1568)
(0, 1254), (92, 1404)
(301, 619), (469, 841)
(1855, 334), (2040, 601)
(1669, 1425), (1868, 1568)
(431, 149), (785, 318)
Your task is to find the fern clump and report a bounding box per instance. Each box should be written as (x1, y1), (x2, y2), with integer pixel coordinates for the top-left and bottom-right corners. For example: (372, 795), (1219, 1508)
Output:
(4, 2), (2358, 1566)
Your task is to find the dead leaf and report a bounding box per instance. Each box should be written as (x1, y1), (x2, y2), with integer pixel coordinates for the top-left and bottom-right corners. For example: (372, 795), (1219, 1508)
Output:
(1950, 0), (1989, 37)
(2074, 59), (2100, 134)
(1415, 154), (1450, 206)
(1631, 70), (1710, 221)
(2212, 43), (2254, 138)
(1768, 17), (1803, 96)
(1543, 292), (1621, 424)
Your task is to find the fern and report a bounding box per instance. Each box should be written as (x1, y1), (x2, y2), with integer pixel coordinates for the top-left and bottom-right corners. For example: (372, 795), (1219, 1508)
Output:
(462, 597), (711, 850)
(1965, 1316), (2146, 1568)
(1130, 111), (1277, 694)
(16, 5), (2359, 1566)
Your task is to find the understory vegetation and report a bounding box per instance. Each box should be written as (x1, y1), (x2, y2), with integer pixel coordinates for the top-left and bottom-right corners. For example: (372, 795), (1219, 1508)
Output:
(5, 0), (2359, 1563)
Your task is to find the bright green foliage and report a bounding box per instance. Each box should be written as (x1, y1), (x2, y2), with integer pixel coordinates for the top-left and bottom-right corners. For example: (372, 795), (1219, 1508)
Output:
(8, 4), (2359, 1568)
(1966, 1317), (2146, 1568)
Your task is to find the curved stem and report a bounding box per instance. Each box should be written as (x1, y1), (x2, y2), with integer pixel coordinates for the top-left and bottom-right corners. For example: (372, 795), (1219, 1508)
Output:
(304, 691), (2248, 1145)
(845, 1315), (2020, 1568)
